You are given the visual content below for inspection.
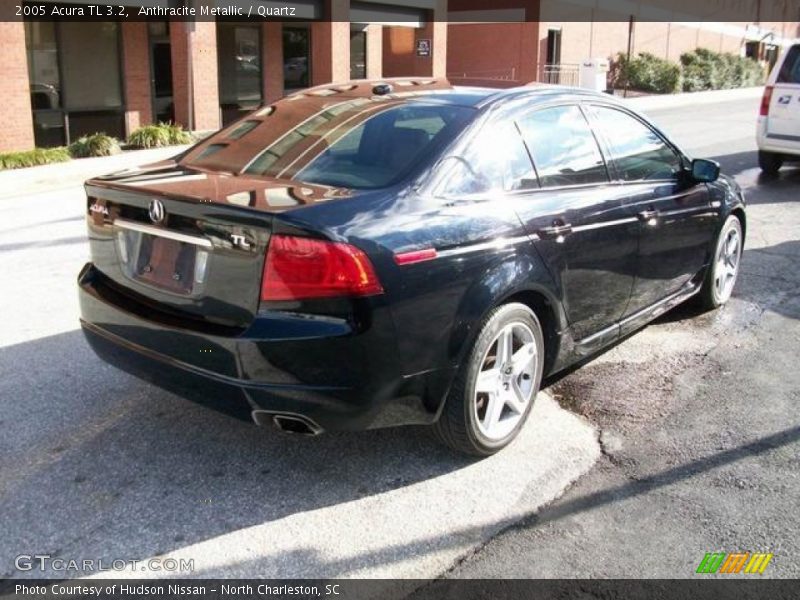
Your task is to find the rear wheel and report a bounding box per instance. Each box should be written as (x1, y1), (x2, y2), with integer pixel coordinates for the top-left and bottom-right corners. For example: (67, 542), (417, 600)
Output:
(758, 150), (783, 175)
(699, 215), (743, 310)
(434, 303), (544, 456)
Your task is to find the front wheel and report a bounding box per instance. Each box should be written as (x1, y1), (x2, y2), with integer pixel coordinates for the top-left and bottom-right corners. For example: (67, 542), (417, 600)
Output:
(699, 215), (743, 310)
(434, 303), (545, 456)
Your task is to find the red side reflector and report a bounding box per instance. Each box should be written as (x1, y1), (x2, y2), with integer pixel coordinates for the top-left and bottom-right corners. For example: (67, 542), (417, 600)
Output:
(760, 86), (774, 116)
(394, 248), (438, 265)
(261, 235), (383, 301)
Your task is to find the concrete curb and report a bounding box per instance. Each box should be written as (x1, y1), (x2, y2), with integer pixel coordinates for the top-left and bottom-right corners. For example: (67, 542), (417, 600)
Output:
(89, 393), (601, 581)
(0, 146), (188, 199)
(624, 86), (763, 111)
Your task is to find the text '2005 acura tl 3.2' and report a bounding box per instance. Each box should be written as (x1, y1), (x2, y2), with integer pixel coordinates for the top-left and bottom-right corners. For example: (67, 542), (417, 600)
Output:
(78, 79), (745, 455)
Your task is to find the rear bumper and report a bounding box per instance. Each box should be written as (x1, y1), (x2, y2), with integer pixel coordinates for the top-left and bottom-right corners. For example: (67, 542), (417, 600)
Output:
(78, 262), (442, 431)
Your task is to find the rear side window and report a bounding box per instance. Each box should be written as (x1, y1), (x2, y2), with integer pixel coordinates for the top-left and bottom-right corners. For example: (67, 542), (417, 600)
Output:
(777, 45), (800, 84)
(437, 121), (537, 196)
(590, 106), (681, 182)
(517, 105), (608, 188)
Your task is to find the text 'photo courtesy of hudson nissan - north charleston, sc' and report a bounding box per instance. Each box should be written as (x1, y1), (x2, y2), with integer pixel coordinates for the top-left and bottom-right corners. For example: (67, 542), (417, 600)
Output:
(78, 79), (746, 456)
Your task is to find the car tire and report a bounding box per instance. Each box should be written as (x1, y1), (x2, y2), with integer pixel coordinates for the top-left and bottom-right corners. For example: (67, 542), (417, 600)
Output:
(699, 215), (743, 310)
(758, 150), (783, 175)
(433, 302), (545, 456)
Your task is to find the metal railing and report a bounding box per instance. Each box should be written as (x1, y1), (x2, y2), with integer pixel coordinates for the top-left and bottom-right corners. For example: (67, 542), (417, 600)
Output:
(448, 64), (584, 87)
(447, 67), (518, 82)
(537, 63), (580, 87)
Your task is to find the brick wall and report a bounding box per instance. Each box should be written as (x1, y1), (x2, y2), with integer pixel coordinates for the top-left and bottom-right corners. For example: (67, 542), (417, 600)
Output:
(309, 0), (350, 84)
(121, 22), (152, 135)
(448, 23), (539, 84)
(383, 1), (448, 80)
(366, 24), (383, 79)
(0, 21), (35, 152)
(382, 27), (415, 77)
(171, 20), (220, 132)
(263, 22), (284, 103)
(311, 23), (350, 84)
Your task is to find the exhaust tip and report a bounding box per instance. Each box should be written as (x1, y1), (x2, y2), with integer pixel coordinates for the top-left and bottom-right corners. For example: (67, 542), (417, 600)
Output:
(252, 410), (322, 436)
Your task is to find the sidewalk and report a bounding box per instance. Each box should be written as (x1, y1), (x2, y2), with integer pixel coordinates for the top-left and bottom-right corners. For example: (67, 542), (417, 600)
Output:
(624, 86), (763, 111)
(0, 145), (189, 199)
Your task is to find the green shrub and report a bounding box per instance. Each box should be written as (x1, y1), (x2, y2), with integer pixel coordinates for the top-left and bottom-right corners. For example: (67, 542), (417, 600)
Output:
(680, 48), (765, 92)
(127, 125), (170, 149)
(162, 122), (193, 145)
(0, 147), (71, 170)
(127, 122), (192, 148)
(615, 52), (681, 94)
(68, 133), (121, 158)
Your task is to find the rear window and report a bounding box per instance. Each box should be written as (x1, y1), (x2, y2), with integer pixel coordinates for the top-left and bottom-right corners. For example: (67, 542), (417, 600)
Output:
(777, 45), (800, 84)
(181, 95), (473, 189)
(244, 103), (472, 189)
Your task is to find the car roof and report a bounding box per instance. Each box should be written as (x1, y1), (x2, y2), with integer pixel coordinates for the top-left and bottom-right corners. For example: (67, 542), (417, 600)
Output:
(178, 79), (635, 175)
(285, 78), (624, 110)
(467, 84), (628, 110)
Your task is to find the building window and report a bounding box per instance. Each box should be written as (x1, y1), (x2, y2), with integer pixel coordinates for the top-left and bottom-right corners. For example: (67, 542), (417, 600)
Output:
(350, 26), (367, 80)
(283, 26), (310, 91)
(217, 22), (263, 127)
(149, 22), (174, 124)
(25, 21), (63, 147)
(25, 21), (124, 147)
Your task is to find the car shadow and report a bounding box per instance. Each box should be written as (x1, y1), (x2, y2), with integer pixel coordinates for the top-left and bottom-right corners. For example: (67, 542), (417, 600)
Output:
(0, 329), (474, 579)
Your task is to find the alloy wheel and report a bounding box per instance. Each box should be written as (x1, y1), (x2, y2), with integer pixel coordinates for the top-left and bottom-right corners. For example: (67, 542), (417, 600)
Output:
(473, 322), (538, 441)
(714, 225), (741, 303)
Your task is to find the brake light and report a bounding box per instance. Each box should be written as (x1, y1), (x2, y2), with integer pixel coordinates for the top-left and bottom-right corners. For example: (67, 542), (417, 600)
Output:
(261, 235), (383, 301)
(760, 86), (774, 116)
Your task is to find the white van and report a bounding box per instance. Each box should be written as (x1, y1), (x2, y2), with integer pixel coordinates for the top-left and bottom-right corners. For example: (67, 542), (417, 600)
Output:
(757, 43), (800, 174)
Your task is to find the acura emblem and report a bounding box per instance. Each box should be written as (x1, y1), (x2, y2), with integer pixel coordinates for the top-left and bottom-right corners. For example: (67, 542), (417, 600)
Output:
(148, 199), (166, 224)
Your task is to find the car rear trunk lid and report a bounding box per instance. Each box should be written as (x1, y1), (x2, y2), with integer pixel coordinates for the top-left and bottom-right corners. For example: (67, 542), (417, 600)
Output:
(84, 162), (345, 330)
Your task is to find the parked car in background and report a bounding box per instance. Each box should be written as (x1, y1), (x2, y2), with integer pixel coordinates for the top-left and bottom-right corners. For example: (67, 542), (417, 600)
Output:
(79, 80), (746, 456)
(757, 43), (800, 174)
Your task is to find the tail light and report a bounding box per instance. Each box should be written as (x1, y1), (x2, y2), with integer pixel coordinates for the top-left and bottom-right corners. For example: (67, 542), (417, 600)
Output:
(760, 86), (774, 116)
(261, 234), (383, 301)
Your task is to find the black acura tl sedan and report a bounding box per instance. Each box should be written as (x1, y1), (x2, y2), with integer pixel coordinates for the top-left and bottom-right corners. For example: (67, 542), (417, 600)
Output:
(79, 79), (745, 455)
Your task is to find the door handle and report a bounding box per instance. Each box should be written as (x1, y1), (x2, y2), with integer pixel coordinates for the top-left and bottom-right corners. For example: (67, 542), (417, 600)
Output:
(637, 209), (660, 226)
(538, 221), (573, 242)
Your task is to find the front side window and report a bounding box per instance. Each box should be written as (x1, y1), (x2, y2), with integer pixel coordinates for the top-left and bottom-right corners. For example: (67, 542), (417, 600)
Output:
(437, 121), (537, 196)
(590, 106), (681, 182)
(517, 105), (608, 188)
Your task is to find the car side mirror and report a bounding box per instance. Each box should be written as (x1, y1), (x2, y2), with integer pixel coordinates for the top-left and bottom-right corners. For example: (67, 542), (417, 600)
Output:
(691, 158), (720, 183)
